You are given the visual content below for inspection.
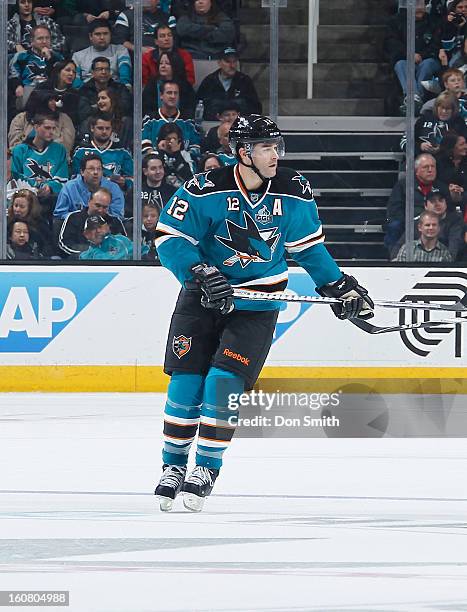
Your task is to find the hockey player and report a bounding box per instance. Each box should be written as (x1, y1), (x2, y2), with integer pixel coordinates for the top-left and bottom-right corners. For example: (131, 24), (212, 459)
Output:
(154, 115), (374, 512)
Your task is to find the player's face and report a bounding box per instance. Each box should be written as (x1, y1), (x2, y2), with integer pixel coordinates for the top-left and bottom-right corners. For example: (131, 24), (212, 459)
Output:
(91, 120), (113, 144)
(35, 119), (56, 142)
(82, 160), (103, 187)
(11, 222), (29, 247)
(143, 206), (159, 230)
(251, 142), (280, 178)
(12, 197), (29, 218)
(156, 27), (173, 51)
(90, 27), (111, 51)
(144, 159), (165, 184)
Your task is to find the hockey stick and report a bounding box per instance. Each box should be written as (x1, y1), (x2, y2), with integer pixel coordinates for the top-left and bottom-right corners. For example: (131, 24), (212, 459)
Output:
(232, 289), (467, 313)
(349, 315), (467, 335)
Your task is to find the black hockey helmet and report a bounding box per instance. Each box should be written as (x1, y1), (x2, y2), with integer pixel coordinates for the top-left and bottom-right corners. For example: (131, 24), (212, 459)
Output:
(228, 114), (285, 158)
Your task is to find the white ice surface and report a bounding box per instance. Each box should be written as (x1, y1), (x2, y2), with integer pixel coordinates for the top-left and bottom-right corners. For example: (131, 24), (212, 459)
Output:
(0, 393), (466, 612)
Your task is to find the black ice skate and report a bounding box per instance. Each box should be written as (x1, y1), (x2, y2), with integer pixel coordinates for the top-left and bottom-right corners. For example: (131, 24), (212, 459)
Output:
(155, 464), (187, 511)
(182, 466), (219, 512)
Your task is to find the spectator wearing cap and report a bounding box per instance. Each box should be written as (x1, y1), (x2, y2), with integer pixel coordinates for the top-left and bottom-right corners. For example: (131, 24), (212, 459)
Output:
(72, 19), (132, 87)
(113, 1), (176, 54)
(125, 152), (176, 218)
(57, 186), (126, 258)
(142, 24), (195, 87)
(77, 56), (133, 127)
(195, 48), (262, 120)
(53, 153), (125, 220)
(176, 0), (235, 60)
(80, 214), (145, 260)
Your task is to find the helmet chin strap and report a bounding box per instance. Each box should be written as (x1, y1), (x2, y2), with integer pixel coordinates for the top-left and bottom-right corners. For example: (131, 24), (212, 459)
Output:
(238, 146), (268, 183)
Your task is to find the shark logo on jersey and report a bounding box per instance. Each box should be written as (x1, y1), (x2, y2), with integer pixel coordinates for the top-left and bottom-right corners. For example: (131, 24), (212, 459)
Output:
(292, 174), (312, 196)
(255, 205), (272, 225)
(172, 334), (192, 359)
(186, 173), (215, 191)
(26, 159), (53, 181)
(215, 211), (280, 268)
(103, 162), (121, 175)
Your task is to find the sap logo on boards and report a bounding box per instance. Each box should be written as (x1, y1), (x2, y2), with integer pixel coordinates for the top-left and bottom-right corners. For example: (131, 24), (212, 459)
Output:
(0, 272), (116, 353)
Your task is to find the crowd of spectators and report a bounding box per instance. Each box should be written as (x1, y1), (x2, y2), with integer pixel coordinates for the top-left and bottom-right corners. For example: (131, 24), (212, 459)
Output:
(6, 0), (262, 261)
(384, 0), (467, 261)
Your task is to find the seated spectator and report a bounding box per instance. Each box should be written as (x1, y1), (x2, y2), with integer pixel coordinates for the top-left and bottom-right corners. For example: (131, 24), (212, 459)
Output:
(384, 3), (441, 113)
(7, 218), (44, 260)
(394, 210), (453, 261)
(198, 152), (222, 171)
(68, 1), (121, 25)
(79, 87), (133, 149)
(176, 0), (235, 60)
(421, 68), (467, 125)
(385, 153), (460, 250)
(124, 152), (176, 217)
(212, 120), (236, 165)
(7, 188), (54, 256)
(7, 148), (35, 199)
(401, 91), (467, 154)
(54, 153), (124, 220)
(142, 202), (160, 260)
(7, 0), (65, 55)
(389, 192), (464, 260)
(196, 48), (262, 120)
(113, 1), (176, 54)
(57, 187), (126, 258)
(142, 80), (201, 157)
(32, 0), (60, 20)
(142, 24), (195, 86)
(11, 112), (68, 216)
(9, 90), (76, 155)
(35, 60), (80, 126)
(80, 214), (141, 260)
(436, 130), (467, 201)
(72, 113), (133, 192)
(9, 24), (64, 110)
(201, 100), (239, 152)
(142, 50), (196, 116)
(77, 56), (132, 126)
(72, 19), (132, 87)
(157, 123), (194, 187)
(439, 0), (467, 69)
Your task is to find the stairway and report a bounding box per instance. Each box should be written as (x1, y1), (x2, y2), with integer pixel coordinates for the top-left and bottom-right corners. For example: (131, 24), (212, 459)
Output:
(239, 0), (395, 116)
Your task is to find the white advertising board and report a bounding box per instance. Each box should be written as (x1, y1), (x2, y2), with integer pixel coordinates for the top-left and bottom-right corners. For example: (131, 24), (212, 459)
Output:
(0, 266), (465, 391)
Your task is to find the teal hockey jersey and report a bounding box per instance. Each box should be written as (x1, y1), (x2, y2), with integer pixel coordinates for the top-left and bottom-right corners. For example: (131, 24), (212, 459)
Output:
(72, 141), (134, 190)
(155, 164), (342, 311)
(11, 139), (68, 193)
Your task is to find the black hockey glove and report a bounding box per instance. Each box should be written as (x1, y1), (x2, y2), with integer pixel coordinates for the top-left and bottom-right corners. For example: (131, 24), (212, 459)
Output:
(190, 263), (234, 315)
(317, 274), (374, 320)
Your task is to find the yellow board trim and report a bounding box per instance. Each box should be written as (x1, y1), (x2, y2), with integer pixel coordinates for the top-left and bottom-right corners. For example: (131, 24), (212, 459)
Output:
(0, 366), (465, 394)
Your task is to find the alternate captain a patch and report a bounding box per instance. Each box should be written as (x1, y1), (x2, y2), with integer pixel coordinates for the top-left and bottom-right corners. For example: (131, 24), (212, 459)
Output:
(215, 211), (280, 268)
(172, 335), (192, 359)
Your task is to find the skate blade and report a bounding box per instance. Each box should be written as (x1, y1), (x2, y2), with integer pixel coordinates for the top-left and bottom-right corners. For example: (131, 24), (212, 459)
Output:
(183, 492), (205, 512)
(157, 495), (174, 512)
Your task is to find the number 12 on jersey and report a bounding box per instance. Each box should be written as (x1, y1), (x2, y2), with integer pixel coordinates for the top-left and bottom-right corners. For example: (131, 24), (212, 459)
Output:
(167, 197), (190, 221)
